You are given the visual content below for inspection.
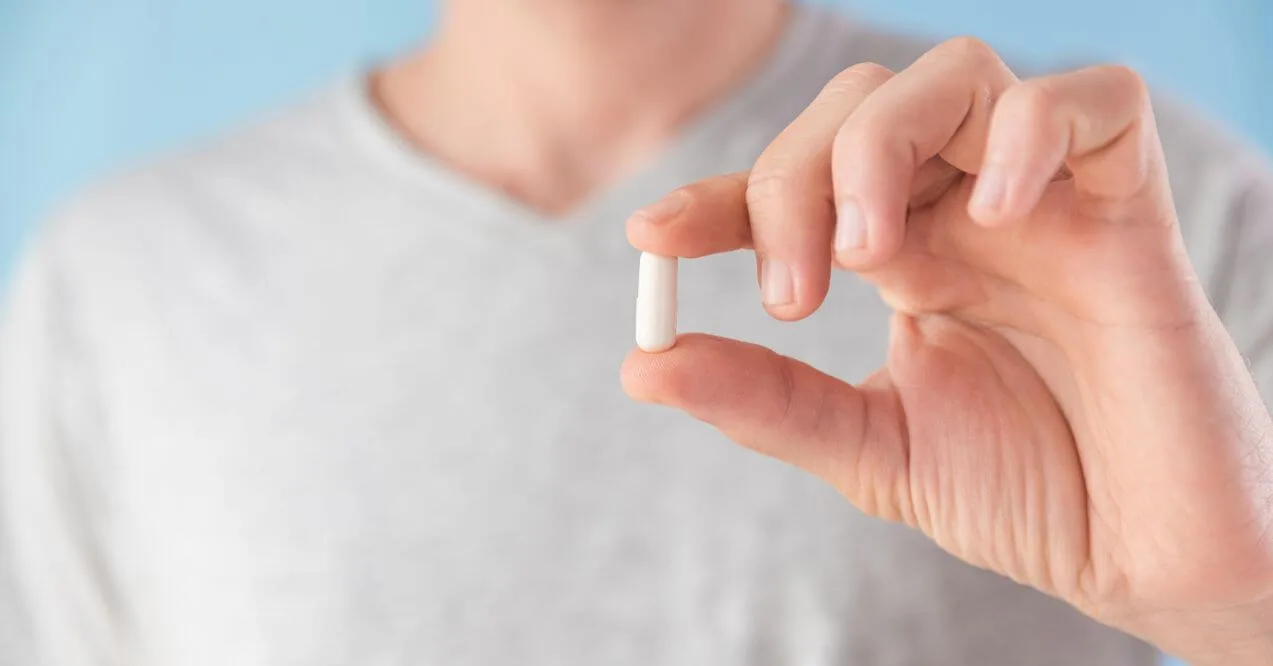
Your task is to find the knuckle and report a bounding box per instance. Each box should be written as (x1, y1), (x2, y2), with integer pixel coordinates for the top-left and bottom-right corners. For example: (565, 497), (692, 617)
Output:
(877, 282), (931, 315)
(664, 184), (693, 201)
(1001, 81), (1064, 132)
(869, 261), (957, 315)
(770, 353), (799, 428)
(848, 61), (894, 80)
(1102, 64), (1151, 103)
(833, 118), (910, 175)
(668, 183), (705, 208)
(833, 110), (885, 154)
(941, 35), (1000, 67)
(1011, 81), (1061, 117)
(826, 62), (893, 94)
(745, 168), (802, 211)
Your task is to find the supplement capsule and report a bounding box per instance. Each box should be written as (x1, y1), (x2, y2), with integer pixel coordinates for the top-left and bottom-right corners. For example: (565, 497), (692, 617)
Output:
(635, 252), (678, 353)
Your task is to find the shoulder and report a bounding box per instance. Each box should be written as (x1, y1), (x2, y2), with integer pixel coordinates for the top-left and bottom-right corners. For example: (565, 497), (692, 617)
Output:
(2, 79), (382, 349)
(44, 78), (366, 248)
(25, 79), (376, 307)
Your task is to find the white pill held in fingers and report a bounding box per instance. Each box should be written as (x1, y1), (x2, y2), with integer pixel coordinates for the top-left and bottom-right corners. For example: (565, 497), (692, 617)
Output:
(635, 252), (678, 353)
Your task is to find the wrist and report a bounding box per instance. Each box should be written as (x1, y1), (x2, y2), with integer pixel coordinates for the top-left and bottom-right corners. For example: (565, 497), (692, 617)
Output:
(1140, 601), (1273, 666)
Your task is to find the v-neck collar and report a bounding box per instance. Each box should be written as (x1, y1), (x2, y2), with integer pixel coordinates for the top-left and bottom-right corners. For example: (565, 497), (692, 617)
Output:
(335, 3), (834, 234)
(566, 3), (828, 222)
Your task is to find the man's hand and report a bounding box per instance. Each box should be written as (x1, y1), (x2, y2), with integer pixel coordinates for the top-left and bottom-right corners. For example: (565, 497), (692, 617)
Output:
(621, 37), (1273, 665)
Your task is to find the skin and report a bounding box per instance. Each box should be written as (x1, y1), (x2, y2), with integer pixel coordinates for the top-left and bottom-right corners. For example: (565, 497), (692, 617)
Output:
(623, 33), (1273, 666)
(375, 0), (1273, 663)
(374, 0), (788, 214)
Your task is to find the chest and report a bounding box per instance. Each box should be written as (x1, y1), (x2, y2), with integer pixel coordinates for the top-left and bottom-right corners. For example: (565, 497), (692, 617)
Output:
(91, 234), (996, 665)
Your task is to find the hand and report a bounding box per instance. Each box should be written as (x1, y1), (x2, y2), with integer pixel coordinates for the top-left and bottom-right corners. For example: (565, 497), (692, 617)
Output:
(621, 37), (1273, 665)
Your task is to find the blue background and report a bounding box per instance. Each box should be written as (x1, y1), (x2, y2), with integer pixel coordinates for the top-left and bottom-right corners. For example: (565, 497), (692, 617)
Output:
(1, 0), (1271, 285)
(2, 0), (1272, 288)
(1, 2), (1269, 662)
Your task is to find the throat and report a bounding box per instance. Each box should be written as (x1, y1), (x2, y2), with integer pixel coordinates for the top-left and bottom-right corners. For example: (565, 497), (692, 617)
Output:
(370, 0), (793, 217)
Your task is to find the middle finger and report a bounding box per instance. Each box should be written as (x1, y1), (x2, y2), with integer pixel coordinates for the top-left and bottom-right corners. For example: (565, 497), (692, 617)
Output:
(833, 37), (1019, 270)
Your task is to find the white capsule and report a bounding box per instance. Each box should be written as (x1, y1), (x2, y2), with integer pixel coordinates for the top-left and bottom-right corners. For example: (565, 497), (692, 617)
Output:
(635, 252), (678, 353)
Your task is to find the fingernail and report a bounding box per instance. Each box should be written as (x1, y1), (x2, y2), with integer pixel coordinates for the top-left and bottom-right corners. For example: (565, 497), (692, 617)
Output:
(635, 190), (690, 225)
(761, 259), (794, 307)
(971, 165), (1006, 214)
(835, 200), (867, 251)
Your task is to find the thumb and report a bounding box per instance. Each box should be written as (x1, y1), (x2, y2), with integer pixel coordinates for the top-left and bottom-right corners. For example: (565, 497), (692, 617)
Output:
(621, 333), (910, 521)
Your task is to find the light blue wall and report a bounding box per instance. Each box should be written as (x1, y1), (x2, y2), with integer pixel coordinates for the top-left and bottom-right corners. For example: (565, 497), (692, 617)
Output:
(1, 0), (1271, 283)
(0, 4), (1267, 661)
(818, 0), (1273, 150)
(0, 0), (435, 281)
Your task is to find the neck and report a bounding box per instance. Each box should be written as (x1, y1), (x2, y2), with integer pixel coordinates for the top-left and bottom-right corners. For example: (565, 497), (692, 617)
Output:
(373, 0), (790, 214)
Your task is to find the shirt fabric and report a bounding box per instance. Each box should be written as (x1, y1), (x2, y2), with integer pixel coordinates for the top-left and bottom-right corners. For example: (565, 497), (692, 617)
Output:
(3, 6), (1273, 665)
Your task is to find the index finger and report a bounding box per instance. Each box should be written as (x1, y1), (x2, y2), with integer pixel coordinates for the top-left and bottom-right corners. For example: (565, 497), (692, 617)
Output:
(628, 62), (895, 320)
(625, 172), (753, 258)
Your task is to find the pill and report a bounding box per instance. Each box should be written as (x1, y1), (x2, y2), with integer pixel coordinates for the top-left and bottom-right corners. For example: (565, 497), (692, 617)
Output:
(635, 252), (678, 353)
